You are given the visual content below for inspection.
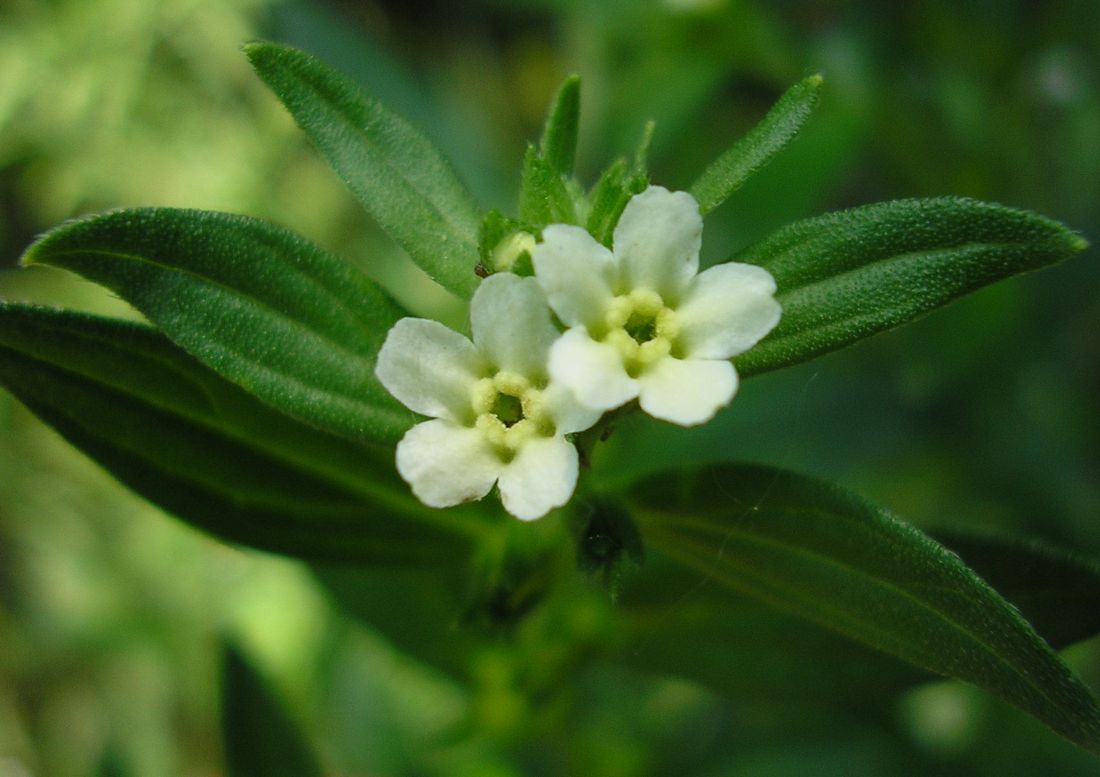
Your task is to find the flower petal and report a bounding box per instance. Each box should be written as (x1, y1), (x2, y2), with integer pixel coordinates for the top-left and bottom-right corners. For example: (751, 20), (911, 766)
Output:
(395, 419), (501, 508)
(549, 327), (638, 412)
(375, 318), (487, 422)
(613, 186), (702, 300)
(531, 224), (616, 328)
(498, 436), (578, 521)
(540, 381), (603, 435)
(637, 356), (738, 426)
(470, 273), (558, 377)
(676, 262), (782, 360)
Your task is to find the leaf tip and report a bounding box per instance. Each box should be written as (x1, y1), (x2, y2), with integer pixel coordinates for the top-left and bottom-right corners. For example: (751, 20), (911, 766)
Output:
(1069, 234), (1090, 254)
(806, 72), (825, 88)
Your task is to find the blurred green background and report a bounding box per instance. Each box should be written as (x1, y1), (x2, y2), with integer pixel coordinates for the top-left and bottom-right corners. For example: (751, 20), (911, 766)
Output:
(1, 0), (1098, 774)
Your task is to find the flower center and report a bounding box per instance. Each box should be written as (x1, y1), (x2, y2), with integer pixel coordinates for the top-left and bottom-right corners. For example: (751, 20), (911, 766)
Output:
(599, 288), (681, 378)
(624, 309), (658, 345)
(470, 371), (555, 460)
(490, 393), (523, 427)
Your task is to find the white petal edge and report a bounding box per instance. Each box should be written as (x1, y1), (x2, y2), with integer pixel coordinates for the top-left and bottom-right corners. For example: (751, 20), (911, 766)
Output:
(637, 356), (738, 426)
(531, 224), (617, 329)
(548, 327), (638, 412)
(395, 419), (501, 508)
(540, 381), (603, 435)
(498, 436), (578, 521)
(470, 273), (559, 378)
(613, 186), (702, 300)
(675, 262), (782, 360)
(375, 318), (487, 422)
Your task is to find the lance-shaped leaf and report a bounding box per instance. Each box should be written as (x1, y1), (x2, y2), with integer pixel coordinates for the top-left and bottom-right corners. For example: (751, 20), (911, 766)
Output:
(0, 304), (488, 562)
(539, 74), (581, 177)
(734, 197), (1088, 377)
(616, 558), (927, 709)
(22, 207), (414, 444)
(934, 531), (1100, 651)
(246, 41), (482, 298)
(628, 464), (1100, 753)
(690, 73), (822, 214)
(586, 158), (647, 248)
(222, 644), (325, 777)
(519, 144), (577, 229)
(615, 533), (1100, 711)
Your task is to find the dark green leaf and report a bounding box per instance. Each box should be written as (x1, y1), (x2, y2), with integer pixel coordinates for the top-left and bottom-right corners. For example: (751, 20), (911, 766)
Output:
(935, 531), (1100, 651)
(314, 563), (479, 679)
(539, 74), (581, 177)
(628, 464), (1100, 753)
(616, 557), (927, 708)
(222, 644), (325, 777)
(0, 304), (487, 562)
(519, 144), (577, 229)
(690, 73), (822, 214)
(246, 41), (482, 298)
(735, 197), (1088, 377)
(22, 207), (414, 444)
(616, 532), (1100, 711)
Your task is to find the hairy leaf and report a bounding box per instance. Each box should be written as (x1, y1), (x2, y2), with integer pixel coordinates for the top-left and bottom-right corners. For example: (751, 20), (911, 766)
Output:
(616, 532), (1100, 710)
(690, 73), (822, 214)
(519, 144), (577, 229)
(935, 531), (1100, 651)
(540, 74), (581, 177)
(23, 207), (414, 444)
(735, 197), (1088, 377)
(0, 304), (486, 562)
(586, 158), (647, 247)
(628, 464), (1100, 753)
(246, 41), (483, 298)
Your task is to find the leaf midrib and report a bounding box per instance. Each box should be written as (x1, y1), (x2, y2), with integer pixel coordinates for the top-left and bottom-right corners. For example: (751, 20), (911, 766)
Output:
(291, 64), (479, 258)
(640, 508), (1091, 726)
(36, 246), (388, 399)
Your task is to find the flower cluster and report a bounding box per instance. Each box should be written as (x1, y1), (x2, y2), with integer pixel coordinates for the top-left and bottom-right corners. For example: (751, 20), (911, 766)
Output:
(375, 186), (781, 520)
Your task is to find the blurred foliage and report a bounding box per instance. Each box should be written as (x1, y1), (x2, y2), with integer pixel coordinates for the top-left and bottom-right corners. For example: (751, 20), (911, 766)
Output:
(1, 0), (1098, 775)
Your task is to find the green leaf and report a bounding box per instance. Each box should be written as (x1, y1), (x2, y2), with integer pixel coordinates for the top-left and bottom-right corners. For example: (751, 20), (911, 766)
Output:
(519, 144), (577, 228)
(0, 304), (487, 562)
(689, 73), (822, 214)
(616, 558), (926, 708)
(22, 207), (415, 445)
(735, 197), (1088, 377)
(245, 41), (482, 298)
(222, 644), (325, 777)
(586, 158), (648, 247)
(616, 532), (1100, 711)
(935, 531), (1100, 651)
(539, 74), (581, 177)
(628, 464), (1100, 753)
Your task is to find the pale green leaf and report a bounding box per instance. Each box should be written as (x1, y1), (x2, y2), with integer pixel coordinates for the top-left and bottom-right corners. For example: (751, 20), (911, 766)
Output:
(540, 74), (581, 177)
(690, 73), (822, 214)
(246, 41), (482, 298)
(519, 144), (577, 228)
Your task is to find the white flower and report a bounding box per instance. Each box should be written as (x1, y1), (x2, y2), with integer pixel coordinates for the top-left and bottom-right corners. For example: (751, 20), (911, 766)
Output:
(531, 185), (781, 426)
(375, 273), (601, 521)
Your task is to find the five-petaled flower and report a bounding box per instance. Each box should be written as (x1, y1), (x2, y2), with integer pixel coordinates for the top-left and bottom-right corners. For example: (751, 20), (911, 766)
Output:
(531, 185), (781, 426)
(375, 273), (601, 521)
